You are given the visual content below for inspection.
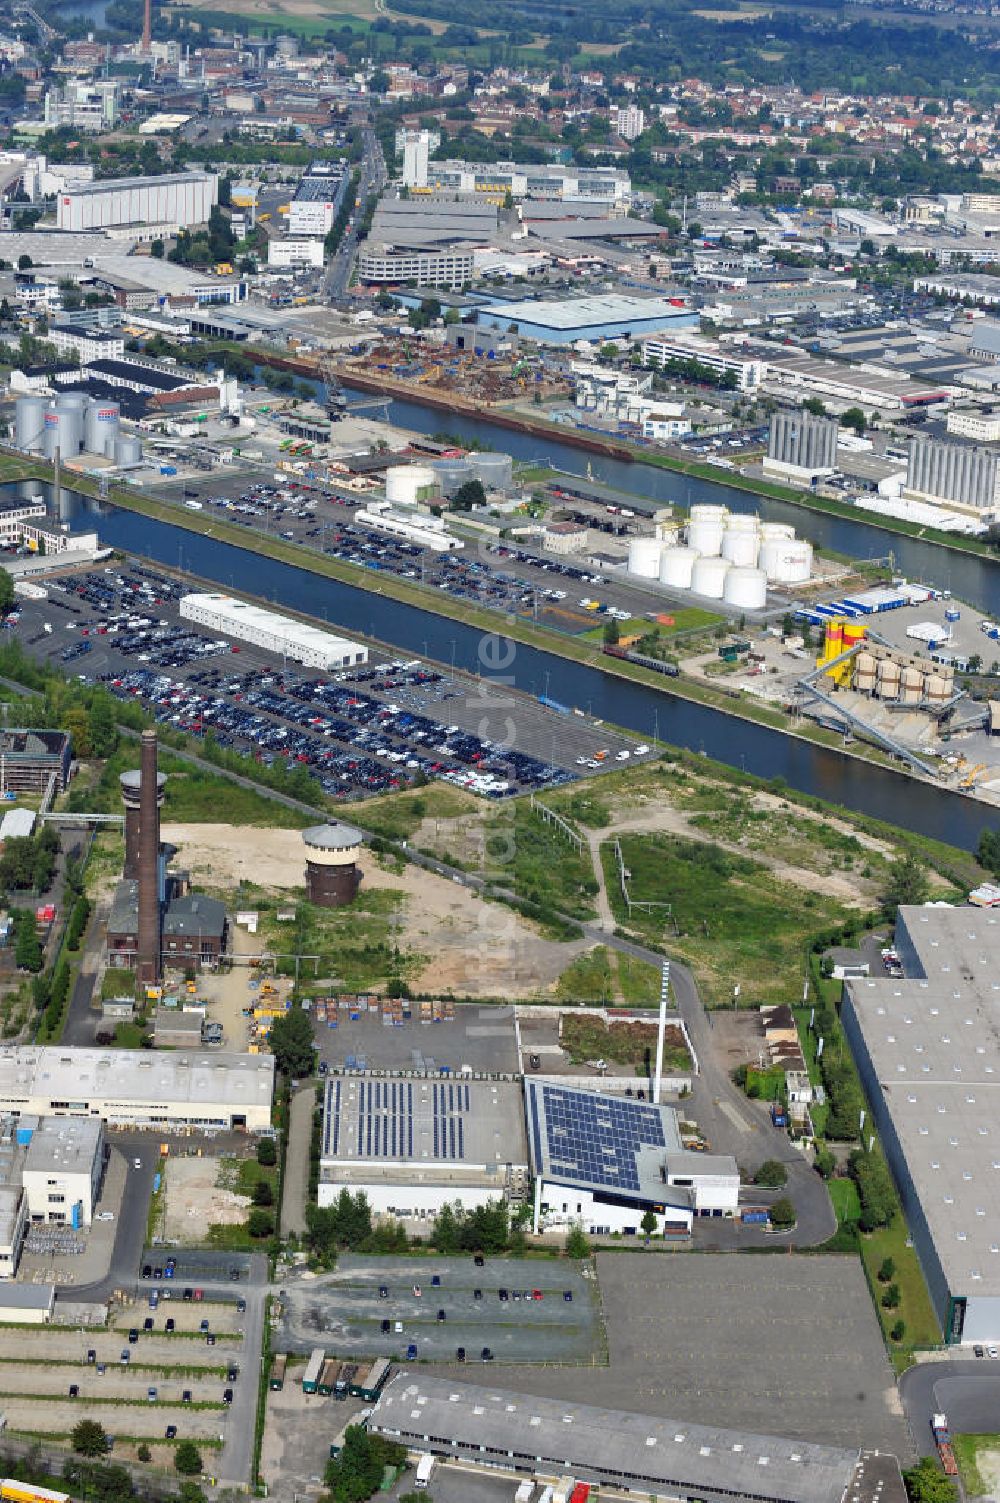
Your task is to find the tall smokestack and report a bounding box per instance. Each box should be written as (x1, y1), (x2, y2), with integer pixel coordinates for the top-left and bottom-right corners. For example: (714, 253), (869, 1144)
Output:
(142, 0), (151, 51)
(136, 728), (161, 983)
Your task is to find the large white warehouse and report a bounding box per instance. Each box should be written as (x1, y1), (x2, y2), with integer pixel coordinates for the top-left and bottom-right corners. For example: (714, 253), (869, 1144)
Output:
(179, 593), (368, 671)
(56, 172), (217, 232)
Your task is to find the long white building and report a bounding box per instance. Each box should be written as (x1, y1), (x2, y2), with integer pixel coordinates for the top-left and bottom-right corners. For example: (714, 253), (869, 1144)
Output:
(356, 243), (474, 289)
(56, 172), (218, 232)
(180, 592), (368, 670)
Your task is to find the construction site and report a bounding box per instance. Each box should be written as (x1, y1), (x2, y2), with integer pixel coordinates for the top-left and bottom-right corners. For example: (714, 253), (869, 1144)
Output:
(329, 344), (572, 411)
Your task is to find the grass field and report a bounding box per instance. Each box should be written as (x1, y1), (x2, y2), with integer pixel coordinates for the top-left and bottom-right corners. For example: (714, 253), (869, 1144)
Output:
(356, 784), (478, 843)
(559, 1011), (690, 1074)
(582, 607), (723, 642)
(858, 1214), (942, 1366)
(263, 888), (419, 993)
(953, 1433), (1000, 1496)
(827, 1177), (861, 1227)
(555, 946), (661, 1005)
(602, 831), (851, 1007)
(483, 804), (597, 921)
(63, 747), (309, 828)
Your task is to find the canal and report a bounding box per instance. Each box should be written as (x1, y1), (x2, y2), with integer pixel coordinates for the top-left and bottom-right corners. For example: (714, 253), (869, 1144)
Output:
(9, 477), (996, 853)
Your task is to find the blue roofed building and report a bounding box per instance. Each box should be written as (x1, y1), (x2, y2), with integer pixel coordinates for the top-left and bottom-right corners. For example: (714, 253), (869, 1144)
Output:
(474, 293), (699, 346)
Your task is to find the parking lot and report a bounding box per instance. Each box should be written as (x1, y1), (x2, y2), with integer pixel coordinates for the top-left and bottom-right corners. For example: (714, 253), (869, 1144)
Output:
(9, 562), (643, 801)
(447, 1253), (910, 1457)
(277, 1255), (600, 1365)
(314, 1004), (519, 1075)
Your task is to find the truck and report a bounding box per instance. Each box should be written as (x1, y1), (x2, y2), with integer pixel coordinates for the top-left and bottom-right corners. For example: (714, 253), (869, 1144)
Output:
(301, 1347), (325, 1394)
(269, 1354), (286, 1391)
(515, 1483), (534, 1503)
(932, 1415), (958, 1476)
(552, 1477), (575, 1503)
(334, 1362), (357, 1400)
(414, 1454), (435, 1490)
(318, 1359), (341, 1397)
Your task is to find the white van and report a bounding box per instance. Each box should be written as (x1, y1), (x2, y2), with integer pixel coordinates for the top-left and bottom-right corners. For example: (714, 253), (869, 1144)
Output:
(414, 1454), (435, 1489)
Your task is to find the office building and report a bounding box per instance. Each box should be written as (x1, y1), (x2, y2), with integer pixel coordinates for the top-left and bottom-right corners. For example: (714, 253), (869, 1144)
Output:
(21, 1117), (104, 1228)
(400, 130), (432, 190)
(287, 160), (349, 237)
(765, 411), (839, 480)
(367, 1375), (886, 1503)
(946, 409), (1000, 443)
(640, 333), (765, 391)
(43, 80), (119, 132)
(356, 243), (474, 288)
(843, 904), (1000, 1345)
(526, 1080), (739, 1236)
(50, 323), (125, 365)
(0, 730), (71, 794)
(56, 172), (218, 233)
(318, 1077), (528, 1220)
(612, 104), (645, 141)
(412, 160), (630, 207)
(268, 238), (325, 269)
(907, 435), (1000, 515)
(0, 1047), (274, 1132)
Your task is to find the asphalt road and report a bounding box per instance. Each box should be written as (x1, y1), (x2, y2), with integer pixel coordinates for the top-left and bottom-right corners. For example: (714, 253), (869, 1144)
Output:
(326, 126), (385, 303)
(899, 1359), (1000, 1458)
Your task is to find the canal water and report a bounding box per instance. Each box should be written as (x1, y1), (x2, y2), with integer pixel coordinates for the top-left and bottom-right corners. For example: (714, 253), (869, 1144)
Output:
(8, 477), (995, 852)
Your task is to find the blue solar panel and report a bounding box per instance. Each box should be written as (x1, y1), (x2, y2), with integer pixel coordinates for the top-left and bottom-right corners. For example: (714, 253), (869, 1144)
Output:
(533, 1083), (666, 1192)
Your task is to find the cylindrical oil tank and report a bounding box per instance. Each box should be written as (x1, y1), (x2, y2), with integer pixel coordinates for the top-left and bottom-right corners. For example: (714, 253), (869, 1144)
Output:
(855, 650), (877, 694)
(659, 545), (700, 588)
(901, 665), (924, 704)
(385, 464), (439, 505)
(627, 537), (663, 578)
(924, 672), (949, 704)
(468, 452), (513, 491)
(722, 566), (767, 611)
(15, 396), (47, 453)
(760, 521), (796, 541)
(721, 528), (760, 568)
(688, 517), (725, 557)
(42, 402), (82, 460)
(876, 657), (902, 700)
(691, 555), (730, 599)
(690, 503), (728, 523)
(725, 511), (759, 532)
(84, 399), (120, 457)
(758, 538), (813, 582)
(113, 435), (143, 467)
(430, 458), (469, 498)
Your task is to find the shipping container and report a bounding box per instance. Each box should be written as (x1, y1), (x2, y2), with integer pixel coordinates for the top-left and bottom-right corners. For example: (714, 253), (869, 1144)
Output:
(270, 1353), (287, 1391)
(351, 1357), (391, 1401)
(302, 1347), (325, 1394)
(318, 1358), (341, 1397)
(335, 1362), (357, 1399)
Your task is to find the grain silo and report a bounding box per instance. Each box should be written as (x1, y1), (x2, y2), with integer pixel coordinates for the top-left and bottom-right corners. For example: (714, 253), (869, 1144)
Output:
(901, 665), (924, 705)
(627, 537), (663, 578)
(659, 546), (700, 588)
(691, 555), (730, 598)
(876, 657), (902, 700)
(855, 650), (877, 695)
(722, 567), (767, 611)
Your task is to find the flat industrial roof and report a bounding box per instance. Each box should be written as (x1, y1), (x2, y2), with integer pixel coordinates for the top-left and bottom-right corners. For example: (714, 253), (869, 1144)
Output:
(321, 1077), (527, 1175)
(180, 592), (361, 659)
(482, 294), (688, 330)
(64, 171), (215, 197)
(368, 1374), (860, 1503)
(23, 1115), (102, 1175)
(845, 904), (1000, 1298)
(0, 1046), (274, 1111)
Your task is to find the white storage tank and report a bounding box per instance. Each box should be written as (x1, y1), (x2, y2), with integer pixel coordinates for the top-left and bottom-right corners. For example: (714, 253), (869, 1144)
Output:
(42, 401), (83, 460)
(84, 399), (120, 457)
(760, 521), (796, 541)
(688, 516), (725, 557)
(758, 538), (813, 583)
(721, 528), (760, 568)
(659, 545), (700, 588)
(430, 458), (470, 498)
(691, 555), (730, 598)
(114, 435), (143, 467)
(725, 511), (759, 532)
(722, 566), (767, 611)
(689, 503), (728, 523)
(15, 396), (46, 453)
(627, 537), (663, 578)
(468, 452), (513, 491)
(385, 464), (440, 506)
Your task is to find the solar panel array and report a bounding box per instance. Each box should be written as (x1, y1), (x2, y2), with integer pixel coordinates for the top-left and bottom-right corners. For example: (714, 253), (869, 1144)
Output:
(353, 1079), (414, 1159)
(339, 1079), (473, 1162)
(530, 1083), (666, 1192)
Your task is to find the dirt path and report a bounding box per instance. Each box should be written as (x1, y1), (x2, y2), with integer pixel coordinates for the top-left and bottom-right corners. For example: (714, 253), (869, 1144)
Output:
(587, 829), (616, 934)
(280, 1086), (314, 1239)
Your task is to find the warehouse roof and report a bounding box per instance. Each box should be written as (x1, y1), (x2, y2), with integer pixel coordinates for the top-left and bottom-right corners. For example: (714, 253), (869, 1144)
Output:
(63, 171), (216, 197)
(0, 1046), (274, 1111)
(480, 293), (688, 330)
(970, 321), (1000, 355)
(180, 592), (362, 663)
(320, 1076), (527, 1173)
(368, 1375), (860, 1503)
(23, 1116), (102, 1176)
(844, 904), (1000, 1299)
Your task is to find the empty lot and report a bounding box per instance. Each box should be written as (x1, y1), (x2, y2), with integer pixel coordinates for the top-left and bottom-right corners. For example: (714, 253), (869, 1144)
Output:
(434, 1253), (911, 1458)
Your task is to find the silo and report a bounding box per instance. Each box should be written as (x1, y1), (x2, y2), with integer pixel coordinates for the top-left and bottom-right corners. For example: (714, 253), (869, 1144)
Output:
(84, 400), (120, 457)
(386, 464), (439, 505)
(688, 515), (726, 557)
(15, 396), (47, 453)
(760, 521), (796, 541)
(725, 511), (759, 532)
(854, 650), (877, 695)
(659, 546), (700, 588)
(721, 528), (760, 568)
(843, 622), (867, 652)
(627, 537), (663, 578)
(430, 458), (470, 498)
(114, 435), (143, 467)
(924, 671), (949, 706)
(468, 452), (513, 491)
(824, 620), (844, 659)
(42, 401), (82, 460)
(690, 503), (728, 523)
(722, 566), (767, 611)
(901, 665), (924, 705)
(691, 556), (730, 599)
(876, 657), (902, 700)
(771, 539), (813, 584)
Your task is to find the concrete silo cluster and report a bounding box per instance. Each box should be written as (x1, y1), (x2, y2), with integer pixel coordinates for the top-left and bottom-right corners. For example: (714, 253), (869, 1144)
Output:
(14, 393), (141, 467)
(626, 504), (814, 610)
(817, 620), (955, 707)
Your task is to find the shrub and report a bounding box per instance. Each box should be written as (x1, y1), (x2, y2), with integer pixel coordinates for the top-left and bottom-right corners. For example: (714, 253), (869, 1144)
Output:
(257, 1137), (277, 1167)
(174, 1441), (203, 1476)
(769, 1197), (796, 1228)
(248, 1208), (275, 1238)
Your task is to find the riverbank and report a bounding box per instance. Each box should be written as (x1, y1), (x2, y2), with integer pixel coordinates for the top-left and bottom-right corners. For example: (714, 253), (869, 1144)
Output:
(0, 447), (973, 804)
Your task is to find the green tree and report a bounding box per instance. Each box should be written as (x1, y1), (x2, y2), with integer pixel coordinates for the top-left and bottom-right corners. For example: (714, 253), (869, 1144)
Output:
(903, 1456), (957, 1503)
(252, 1180), (274, 1207)
(431, 1201), (461, 1254)
(877, 1256), (896, 1283)
(267, 1006), (315, 1077)
(849, 1149), (898, 1231)
(451, 479), (486, 510)
(86, 689), (118, 758)
(0, 566), (13, 615)
(890, 1319), (906, 1342)
(325, 1425), (406, 1503)
(803, 396), (827, 416)
(878, 853), (930, 919)
(603, 617), (620, 646)
(814, 1149), (835, 1179)
(72, 1418), (109, 1456)
(840, 406), (867, 434)
(769, 1197), (796, 1228)
(565, 1221), (590, 1258)
(150, 239), (164, 258)
(257, 1137), (277, 1167)
(248, 1207), (275, 1238)
(174, 1441), (203, 1476)
(753, 1158), (787, 1188)
(14, 910), (42, 973)
(640, 1208), (658, 1237)
(136, 1444), (151, 1463)
(881, 1282), (901, 1309)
